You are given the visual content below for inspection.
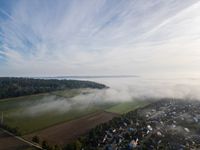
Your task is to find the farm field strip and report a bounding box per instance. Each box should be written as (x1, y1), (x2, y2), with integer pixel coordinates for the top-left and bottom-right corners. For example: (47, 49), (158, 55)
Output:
(106, 100), (150, 114)
(24, 111), (119, 146)
(23, 100), (151, 146)
(0, 88), (152, 148)
(0, 89), (115, 134)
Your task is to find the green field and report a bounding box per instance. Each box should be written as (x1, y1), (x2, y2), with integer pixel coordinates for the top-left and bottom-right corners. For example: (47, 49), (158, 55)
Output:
(106, 100), (150, 114)
(0, 89), (150, 135)
(0, 89), (111, 134)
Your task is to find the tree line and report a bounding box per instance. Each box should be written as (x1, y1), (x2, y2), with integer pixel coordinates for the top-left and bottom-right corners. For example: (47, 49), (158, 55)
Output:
(0, 77), (106, 99)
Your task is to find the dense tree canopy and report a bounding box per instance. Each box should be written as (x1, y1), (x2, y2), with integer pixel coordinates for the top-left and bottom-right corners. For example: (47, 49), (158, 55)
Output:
(0, 77), (106, 99)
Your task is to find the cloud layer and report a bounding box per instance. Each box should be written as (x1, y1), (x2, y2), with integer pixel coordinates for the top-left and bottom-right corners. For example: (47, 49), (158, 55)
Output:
(0, 0), (200, 77)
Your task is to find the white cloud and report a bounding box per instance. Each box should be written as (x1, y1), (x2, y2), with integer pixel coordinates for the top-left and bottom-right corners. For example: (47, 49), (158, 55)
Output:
(0, 0), (200, 77)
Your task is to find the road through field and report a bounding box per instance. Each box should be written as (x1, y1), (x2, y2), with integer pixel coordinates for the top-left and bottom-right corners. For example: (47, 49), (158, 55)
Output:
(0, 128), (41, 150)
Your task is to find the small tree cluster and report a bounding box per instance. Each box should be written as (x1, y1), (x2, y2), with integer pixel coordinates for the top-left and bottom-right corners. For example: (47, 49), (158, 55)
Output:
(41, 140), (62, 150)
(32, 135), (40, 144)
(0, 123), (21, 136)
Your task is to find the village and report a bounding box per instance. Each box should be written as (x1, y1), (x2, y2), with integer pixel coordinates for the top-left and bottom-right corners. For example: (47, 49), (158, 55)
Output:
(83, 99), (200, 150)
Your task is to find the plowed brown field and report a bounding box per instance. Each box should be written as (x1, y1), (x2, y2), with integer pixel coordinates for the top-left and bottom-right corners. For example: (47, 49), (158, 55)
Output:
(25, 111), (118, 146)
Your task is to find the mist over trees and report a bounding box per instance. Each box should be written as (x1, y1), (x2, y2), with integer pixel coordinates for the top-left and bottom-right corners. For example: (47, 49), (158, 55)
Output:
(0, 77), (106, 99)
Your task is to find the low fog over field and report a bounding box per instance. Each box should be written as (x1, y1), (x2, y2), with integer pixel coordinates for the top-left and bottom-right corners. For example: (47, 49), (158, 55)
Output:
(90, 77), (200, 100)
(18, 77), (200, 116)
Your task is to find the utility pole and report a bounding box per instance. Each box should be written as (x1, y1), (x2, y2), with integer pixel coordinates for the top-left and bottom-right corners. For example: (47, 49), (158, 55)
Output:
(1, 112), (3, 125)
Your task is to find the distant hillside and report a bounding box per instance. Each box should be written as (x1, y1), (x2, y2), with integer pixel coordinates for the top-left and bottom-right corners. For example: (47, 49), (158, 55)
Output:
(0, 77), (106, 99)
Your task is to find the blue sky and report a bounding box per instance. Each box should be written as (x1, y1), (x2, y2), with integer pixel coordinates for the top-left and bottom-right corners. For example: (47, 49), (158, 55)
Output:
(0, 0), (200, 77)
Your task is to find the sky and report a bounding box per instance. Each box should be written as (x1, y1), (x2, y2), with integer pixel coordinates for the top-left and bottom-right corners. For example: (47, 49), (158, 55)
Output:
(0, 0), (200, 77)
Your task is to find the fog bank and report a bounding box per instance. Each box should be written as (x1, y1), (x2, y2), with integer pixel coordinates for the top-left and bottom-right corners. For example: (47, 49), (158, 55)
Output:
(17, 77), (200, 116)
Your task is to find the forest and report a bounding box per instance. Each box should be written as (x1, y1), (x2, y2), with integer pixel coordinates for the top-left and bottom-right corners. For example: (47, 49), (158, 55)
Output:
(0, 77), (106, 99)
